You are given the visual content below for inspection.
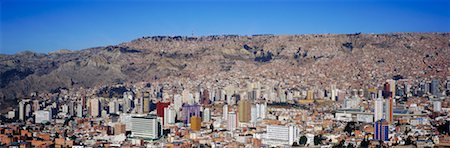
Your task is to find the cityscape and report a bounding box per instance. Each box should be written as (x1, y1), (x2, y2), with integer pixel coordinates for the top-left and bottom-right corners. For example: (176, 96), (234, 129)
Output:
(1, 1), (450, 148)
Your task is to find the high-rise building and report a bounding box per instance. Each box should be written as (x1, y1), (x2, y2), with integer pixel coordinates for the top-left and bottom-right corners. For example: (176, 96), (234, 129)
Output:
(433, 100), (442, 112)
(227, 112), (237, 131)
(374, 98), (384, 122)
(374, 120), (389, 141)
(385, 97), (393, 124)
(131, 115), (161, 139)
(90, 98), (101, 117)
(223, 104), (228, 120)
(109, 100), (119, 114)
(238, 100), (251, 123)
(190, 116), (201, 131)
(174, 94), (182, 111)
(203, 108), (211, 122)
(19, 100), (26, 121)
(143, 93), (151, 114)
(431, 79), (440, 96)
(386, 79), (396, 97)
(182, 104), (200, 124)
(307, 90), (314, 100)
(164, 106), (176, 125)
(35, 110), (51, 124)
(156, 102), (170, 118)
(265, 125), (298, 146)
(251, 105), (257, 123)
(256, 102), (267, 119)
(76, 102), (83, 117)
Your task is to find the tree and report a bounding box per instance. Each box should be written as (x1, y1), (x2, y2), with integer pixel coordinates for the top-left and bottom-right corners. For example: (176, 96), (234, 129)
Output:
(314, 135), (322, 145)
(347, 143), (354, 148)
(360, 138), (369, 148)
(299, 135), (307, 145)
(344, 122), (356, 135)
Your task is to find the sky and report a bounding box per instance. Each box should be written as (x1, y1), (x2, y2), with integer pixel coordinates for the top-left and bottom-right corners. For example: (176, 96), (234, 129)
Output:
(0, 0), (449, 54)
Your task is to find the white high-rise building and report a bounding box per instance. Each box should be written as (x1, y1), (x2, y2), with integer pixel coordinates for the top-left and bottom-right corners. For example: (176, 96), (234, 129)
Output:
(131, 115), (161, 139)
(35, 110), (51, 124)
(223, 104), (228, 120)
(251, 105), (257, 123)
(174, 94), (182, 111)
(76, 103), (83, 117)
(109, 100), (119, 114)
(374, 98), (384, 122)
(265, 125), (299, 146)
(19, 100), (26, 121)
(256, 103), (267, 119)
(164, 106), (176, 126)
(227, 112), (237, 131)
(433, 100), (442, 112)
(203, 108), (211, 122)
(90, 98), (101, 117)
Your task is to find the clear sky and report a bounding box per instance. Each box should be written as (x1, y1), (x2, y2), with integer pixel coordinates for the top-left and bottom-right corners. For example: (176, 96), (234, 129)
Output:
(1, 0), (449, 54)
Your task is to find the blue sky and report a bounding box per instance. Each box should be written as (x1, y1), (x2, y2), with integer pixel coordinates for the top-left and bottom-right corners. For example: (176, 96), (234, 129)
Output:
(1, 0), (449, 54)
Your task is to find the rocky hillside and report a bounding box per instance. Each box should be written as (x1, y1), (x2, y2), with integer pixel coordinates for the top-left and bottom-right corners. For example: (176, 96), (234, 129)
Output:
(1, 33), (449, 106)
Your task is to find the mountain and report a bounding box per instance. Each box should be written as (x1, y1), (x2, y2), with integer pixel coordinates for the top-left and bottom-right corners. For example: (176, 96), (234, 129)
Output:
(0, 33), (449, 111)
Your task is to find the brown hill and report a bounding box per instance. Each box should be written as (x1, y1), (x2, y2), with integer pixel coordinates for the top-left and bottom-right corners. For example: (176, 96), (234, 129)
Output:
(0, 33), (449, 110)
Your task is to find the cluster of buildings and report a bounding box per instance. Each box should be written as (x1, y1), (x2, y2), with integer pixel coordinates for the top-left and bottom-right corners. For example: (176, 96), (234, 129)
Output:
(1, 77), (450, 147)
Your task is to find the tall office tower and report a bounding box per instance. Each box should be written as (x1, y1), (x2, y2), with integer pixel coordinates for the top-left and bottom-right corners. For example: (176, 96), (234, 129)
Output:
(383, 82), (392, 99)
(156, 102), (170, 118)
(431, 79), (440, 97)
(62, 104), (69, 114)
(32, 100), (40, 111)
(182, 104), (200, 124)
(164, 106), (176, 126)
(135, 97), (143, 114)
(266, 125), (299, 146)
(182, 89), (191, 104)
(227, 112), (237, 131)
(251, 105), (257, 123)
(385, 97), (393, 124)
(223, 104), (228, 120)
(190, 116), (201, 131)
(374, 120), (389, 141)
(25, 103), (32, 119)
(19, 100), (26, 121)
(307, 90), (314, 100)
(143, 92), (151, 114)
(76, 102), (83, 117)
(123, 91), (133, 113)
(174, 94), (182, 111)
(238, 100), (251, 123)
(433, 100), (442, 112)
(256, 102), (267, 119)
(90, 98), (101, 117)
(386, 79), (396, 97)
(374, 98), (384, 122)
(201, 89), (211, 105)
(109, 100), (119, 114)
(131, 115), (161, 140)
(203, 108), (211, 122)
(68, 101), (75, 116)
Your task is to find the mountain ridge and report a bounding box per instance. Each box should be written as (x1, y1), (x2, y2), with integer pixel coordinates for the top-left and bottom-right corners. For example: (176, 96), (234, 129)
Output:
(0, 33), (449, 112)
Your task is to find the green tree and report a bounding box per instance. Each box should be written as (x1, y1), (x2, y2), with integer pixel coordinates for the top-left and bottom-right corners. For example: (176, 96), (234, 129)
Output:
(299, 135), (307, 145)
(314, 135), (322, 145)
